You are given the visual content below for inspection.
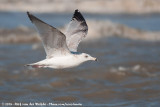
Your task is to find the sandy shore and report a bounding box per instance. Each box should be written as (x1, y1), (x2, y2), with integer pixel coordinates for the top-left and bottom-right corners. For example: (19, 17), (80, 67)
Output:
(1, 0), (160, 14)
(0, 20), (160, 44)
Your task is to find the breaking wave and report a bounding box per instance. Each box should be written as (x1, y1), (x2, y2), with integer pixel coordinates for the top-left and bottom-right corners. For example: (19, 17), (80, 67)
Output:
(0, 20), (160, 43)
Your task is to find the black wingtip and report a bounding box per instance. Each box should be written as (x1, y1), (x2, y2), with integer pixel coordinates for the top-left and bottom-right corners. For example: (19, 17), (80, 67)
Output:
(72, 9), (85, 21)
(75, 9), (79, 12)
(27, 11), (29, 14)
(27, 11), (33, 23)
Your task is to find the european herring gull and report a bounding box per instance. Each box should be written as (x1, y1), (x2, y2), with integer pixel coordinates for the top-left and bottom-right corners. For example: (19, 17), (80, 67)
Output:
(26, 9), (97, 69)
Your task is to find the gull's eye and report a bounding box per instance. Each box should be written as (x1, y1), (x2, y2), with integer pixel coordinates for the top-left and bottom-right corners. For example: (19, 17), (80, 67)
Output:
(85, 55), (88, 58)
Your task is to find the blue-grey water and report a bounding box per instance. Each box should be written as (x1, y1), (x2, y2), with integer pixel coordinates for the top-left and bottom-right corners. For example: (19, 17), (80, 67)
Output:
(0, 12), (160, 106)
(1, 12), (160, 31)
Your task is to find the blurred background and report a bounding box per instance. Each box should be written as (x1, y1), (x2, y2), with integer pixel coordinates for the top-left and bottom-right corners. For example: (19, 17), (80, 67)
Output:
(0, 0), (160, 106)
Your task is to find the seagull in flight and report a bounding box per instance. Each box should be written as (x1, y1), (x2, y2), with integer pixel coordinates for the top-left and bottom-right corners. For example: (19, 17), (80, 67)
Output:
(26, 9), (97, 69)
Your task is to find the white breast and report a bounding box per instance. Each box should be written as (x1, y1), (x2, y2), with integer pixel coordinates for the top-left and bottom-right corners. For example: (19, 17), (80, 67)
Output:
(40, 55), (83, 69)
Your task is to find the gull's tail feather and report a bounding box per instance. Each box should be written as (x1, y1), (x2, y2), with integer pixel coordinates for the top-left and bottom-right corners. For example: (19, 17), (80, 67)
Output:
(24, 63), (45, 68)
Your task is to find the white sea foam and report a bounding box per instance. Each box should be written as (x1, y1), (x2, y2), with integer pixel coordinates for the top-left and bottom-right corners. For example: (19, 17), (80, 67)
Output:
(0, 20), (160, 43)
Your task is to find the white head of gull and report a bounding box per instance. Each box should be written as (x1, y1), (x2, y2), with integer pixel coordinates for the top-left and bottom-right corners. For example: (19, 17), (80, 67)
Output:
(26, 9), (97, 69)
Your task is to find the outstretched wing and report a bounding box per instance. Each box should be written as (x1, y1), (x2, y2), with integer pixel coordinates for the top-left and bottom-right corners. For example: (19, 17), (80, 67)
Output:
(65, 9), (88, 52)
(27, 12), (70, 58)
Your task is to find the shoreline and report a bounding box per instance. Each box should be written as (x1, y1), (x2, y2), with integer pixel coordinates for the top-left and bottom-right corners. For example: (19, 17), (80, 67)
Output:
(1, 0), (160, 14)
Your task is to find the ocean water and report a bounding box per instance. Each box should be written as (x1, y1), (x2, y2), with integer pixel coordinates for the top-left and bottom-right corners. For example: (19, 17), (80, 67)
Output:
(1, 12), (160, 31)
(0, 12), (160, 106)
